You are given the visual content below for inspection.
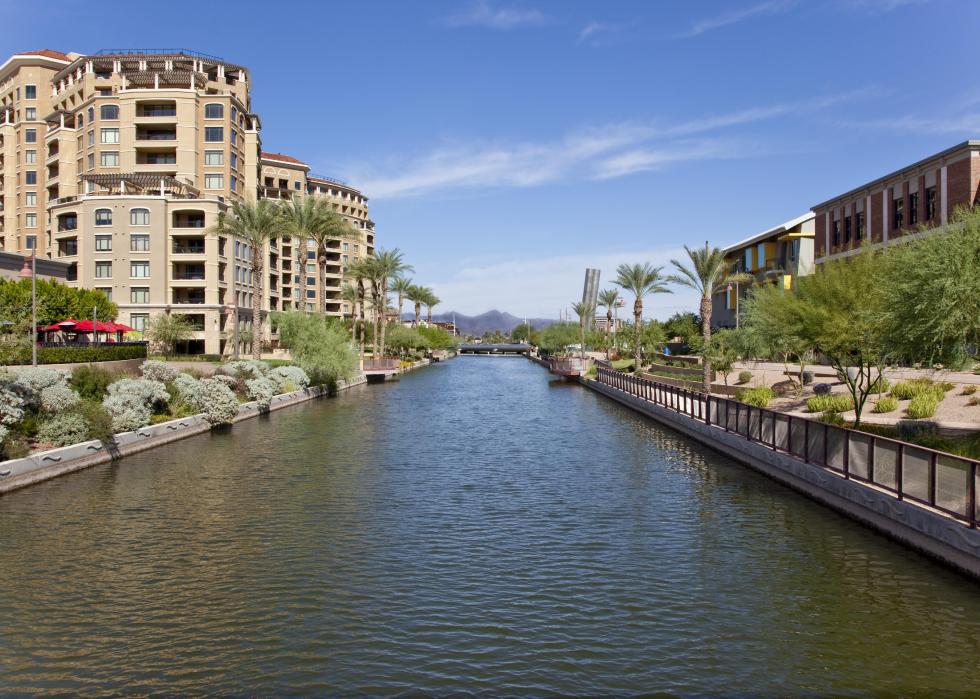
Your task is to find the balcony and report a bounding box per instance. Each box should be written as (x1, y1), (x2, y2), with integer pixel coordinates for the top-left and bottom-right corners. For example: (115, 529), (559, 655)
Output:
(172, 290), (206, 305)
(172, 241), (206, 255)
(172, 211), (206, 228)
(58, 239), (78, 257)
(172, 263), (206, 281)
(57, 214), (78, 232)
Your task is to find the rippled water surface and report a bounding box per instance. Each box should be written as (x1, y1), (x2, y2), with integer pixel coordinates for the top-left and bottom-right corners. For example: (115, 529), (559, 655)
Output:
(2, 357), (979, 696)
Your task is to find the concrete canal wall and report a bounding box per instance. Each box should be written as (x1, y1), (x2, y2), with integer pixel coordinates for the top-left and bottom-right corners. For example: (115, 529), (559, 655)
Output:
(584, 378), (980, 581)
(0, 375), (367, 496)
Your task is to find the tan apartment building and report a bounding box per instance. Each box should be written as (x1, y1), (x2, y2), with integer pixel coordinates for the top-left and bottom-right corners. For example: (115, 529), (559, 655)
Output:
(812, 140), (980, 264)
(712, 212), (815, 329)
(0, 48), (377, 355)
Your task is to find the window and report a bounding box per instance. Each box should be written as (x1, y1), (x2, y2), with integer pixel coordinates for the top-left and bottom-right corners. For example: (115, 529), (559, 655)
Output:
(25, 107), (36, 120)
(25, 170), (36, 185)
(306, 263), (316, 274)
(88, 130), (95, 146)
(131, 261), (150, 278)
(24, 85), (36, 100)
(95, 209), (113, 226)
(294, 181), (301, 190)
(856, 212), (865, 240)
(100, 128), (119, 144)
(909, 192), (919, 225)
(25, 150), (36, 164)
(204, 103), (224, 119)
(230, 152), (238, 169)
(88, 107), (95, 122)
(893, 197), (904, 230)
(307, 289), (316, 299)
(130, 208), (149, 226)
(95, 261), (112, 278)
(25, 128), (36, 143)
(25, 213), (37, 228)
(231, 106), (238, 123)
(925, 187), (937, 221)
(204, 174), (224, 189)
(307, 250), (315, 260)
(96, 287), (112, 302)
(100, 104), (119, 120)
(130, 233), (150, 252)
(204, 127), (223, 142)
(230, 175), (237, 192)
(131, 287), (149, 304)
(130, 313), (148, 333)
(95, 234), (112, 251)
(25, 192), (36, 206)
(205, 150), (223, 166)
(306, 277), (316, 286)
(100, 151), (119, 167)
(788, 239), (800, 261)
(77, 113), (83, 127)
(234, 241), (240, 258)
(343, 242), (349, 252)
(87, 154), (95, 170)
(25, 235), (37, 250)
(832, 220), (841, 247)
(843, 216), (851, 243)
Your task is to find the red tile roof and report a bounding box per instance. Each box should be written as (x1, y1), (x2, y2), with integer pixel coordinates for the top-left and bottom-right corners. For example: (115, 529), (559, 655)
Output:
(261, 151), (308, 166)
(20, 49), (70, 61)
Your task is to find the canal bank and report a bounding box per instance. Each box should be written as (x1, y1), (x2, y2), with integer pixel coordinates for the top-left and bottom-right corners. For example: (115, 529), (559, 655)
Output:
(2, 356), (980, 695)
(576, 367), (980, 581)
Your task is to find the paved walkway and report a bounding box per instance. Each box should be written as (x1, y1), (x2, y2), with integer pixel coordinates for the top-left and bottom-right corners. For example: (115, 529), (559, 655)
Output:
(734, 360), (980, 386)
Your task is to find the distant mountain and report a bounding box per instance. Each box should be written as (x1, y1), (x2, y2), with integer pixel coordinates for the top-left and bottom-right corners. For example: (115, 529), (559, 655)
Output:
(405, 310), (556, 336)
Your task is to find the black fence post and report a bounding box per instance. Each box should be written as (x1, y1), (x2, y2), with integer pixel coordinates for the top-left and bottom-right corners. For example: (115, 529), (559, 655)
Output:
(897, 444), (904, 500)
(929, 452), (938, 507)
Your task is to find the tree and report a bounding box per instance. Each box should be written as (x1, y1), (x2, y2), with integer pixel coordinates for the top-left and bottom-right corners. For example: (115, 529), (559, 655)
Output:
(511, 323), (536, 344)
(390, 276), (414, 322)
(371, 248), (414, 359)
(207, 197), (284, 359)
(704, 328), (739, 387)
(279, 195), (327, 313)
(273, 311), (357, 385)
(668, 242), (745, 393)
(0, 278), (117, 328)
(339, 283), (359, 341)
(743, 247), (889, 425)
(876, 207), (980, 368)
(145, 313), (196, 358)
(423, 289), (441, 325)
(613, 263), (671, 371)
(406, 284), (426, 327)
(571, 301), (594, 361)
(597, 288), (620, 339)
(309, 207), (360, 316)
(534, 323), (579, 356)
(346, 260), (372, 366)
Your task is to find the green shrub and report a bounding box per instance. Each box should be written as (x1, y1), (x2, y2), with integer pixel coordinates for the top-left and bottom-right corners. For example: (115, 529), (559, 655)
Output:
(9, 344), (148, 365)
(737, 371), (753, 385)
(906, 394), (939, 419)
(71, 365), (119, 400)
(969, 396), (979, 407)
(869, 376), (890, 393)
(806, 394), (854, 413)
(962, 385), (978, 395)
(890, 378), (949, 401)
(75, 400), (115, 442)
(736, 386), (775, 408)
(872, 396), (898, 413)
(36, 412), (90, 448)
(818, 411), (846, 426)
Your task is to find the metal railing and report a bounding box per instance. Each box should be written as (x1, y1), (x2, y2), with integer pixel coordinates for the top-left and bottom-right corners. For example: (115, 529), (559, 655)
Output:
(594, 366), (979, 529)
(363, 358), (399, 371)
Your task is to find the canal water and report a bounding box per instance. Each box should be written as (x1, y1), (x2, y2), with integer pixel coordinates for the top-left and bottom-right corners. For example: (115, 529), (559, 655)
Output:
(1, 357), (979, 695)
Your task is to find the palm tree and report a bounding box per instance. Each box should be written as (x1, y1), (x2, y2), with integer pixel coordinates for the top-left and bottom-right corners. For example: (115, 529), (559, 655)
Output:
(207, 197), (283, 359)
(613, 263), (671, 371)
(309, 208), (360, 316)
(371, 248), (414, 359)
(597, 288), (620, 359)
(346, 260), (371, 367)
(667, 242), (744, 393)
(279, 195), (325, 313)
(391, 276), (414, 322)
(406, 284), (426, 327)
(339, 283), (359, 341)
(424, 289), (441, 325)
(571, 301), (594, 361)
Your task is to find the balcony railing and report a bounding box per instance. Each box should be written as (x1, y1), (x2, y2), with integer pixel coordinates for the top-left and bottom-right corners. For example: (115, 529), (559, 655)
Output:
(172, 245), (205, 254)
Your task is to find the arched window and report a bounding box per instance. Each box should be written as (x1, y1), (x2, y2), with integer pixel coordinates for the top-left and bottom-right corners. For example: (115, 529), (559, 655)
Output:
(88, 106), (94, 122)
(100, 104), (119, 120)
(204, 103), (224, 119)
(130, 208), (149, 226)
(94, 208), (112, 226)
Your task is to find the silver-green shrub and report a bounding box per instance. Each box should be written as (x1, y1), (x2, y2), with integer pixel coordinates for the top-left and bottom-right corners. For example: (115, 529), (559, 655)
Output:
(39, 383), (81, 413)
(269, 366), (310, 391)
(0, 382), (26, 426)
(37, 412), (90, 447)
(13, 367), (71, 406)
(171, 373), (200, 402)
(218, 360), (268, 379)
(102, 393), (153, 433)
(105, 378), (170, 408)
(141, 360), (179, 384)
(189, 378), (239, 426)
(246, 376), (276, 409)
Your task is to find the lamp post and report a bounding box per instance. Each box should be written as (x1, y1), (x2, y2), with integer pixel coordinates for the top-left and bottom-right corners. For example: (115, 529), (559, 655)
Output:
(18, 243), (37, 366)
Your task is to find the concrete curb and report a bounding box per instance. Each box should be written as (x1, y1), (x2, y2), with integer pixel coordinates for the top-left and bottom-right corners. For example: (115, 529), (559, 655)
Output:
(584, 378), (980, 581)
(0, 374), (367, 496)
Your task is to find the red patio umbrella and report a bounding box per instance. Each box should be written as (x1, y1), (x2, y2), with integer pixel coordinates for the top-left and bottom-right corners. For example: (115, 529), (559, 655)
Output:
(72, 320), (117, 332)
(107, 322), (135, 332)
(43, 319), (80, 331)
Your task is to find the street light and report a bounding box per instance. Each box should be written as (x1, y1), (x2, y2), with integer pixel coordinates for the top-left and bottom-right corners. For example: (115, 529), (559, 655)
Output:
(18, 242), (37, 366)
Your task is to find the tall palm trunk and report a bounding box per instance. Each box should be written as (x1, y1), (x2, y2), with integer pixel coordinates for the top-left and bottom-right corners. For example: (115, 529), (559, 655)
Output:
(414, 302), (421, 326)
(298, 245), (306, 312)
(371, 284), (380, 358)
(633, 298), (642, 371)
(700, 295), (712, 393)
(579, 316), (587, 361)
(427, 306), (433, 325)
(251, 247), (263, 360)
(398, 293), (404, 321)
(605, 308), (613, 359)
(379, 280), (389, 359)
(318, 247), (327, 317)
(357, 278), (366, 368)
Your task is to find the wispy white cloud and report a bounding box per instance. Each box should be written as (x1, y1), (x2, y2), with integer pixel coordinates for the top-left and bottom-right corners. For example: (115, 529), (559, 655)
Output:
(837, 0), (928, 12)
(431, 248), (701, 318)
(841, 112), (980, 134)
(680, 0), (797, 37)
(440, 1), (549, 30)
(576, 20), (633, 46)
(353, 90), (870, 199)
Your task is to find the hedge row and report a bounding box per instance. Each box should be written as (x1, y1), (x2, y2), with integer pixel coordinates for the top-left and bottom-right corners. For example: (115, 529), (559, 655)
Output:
(8, 344), (147, 365)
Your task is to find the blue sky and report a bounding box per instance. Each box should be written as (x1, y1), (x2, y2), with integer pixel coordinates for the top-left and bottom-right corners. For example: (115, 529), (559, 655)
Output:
(5, 0), (977, 318)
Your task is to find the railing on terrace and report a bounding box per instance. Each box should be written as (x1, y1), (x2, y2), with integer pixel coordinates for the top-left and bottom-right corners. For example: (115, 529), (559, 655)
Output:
(594, 364), (979, 529)
(40, 341), (148, 348)
(363, 358), (399, 371)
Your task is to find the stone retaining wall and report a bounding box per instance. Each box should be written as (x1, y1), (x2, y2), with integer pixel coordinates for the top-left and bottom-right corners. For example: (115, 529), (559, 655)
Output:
(585, 378), (980, 581)
(0, 375), (367, 495)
